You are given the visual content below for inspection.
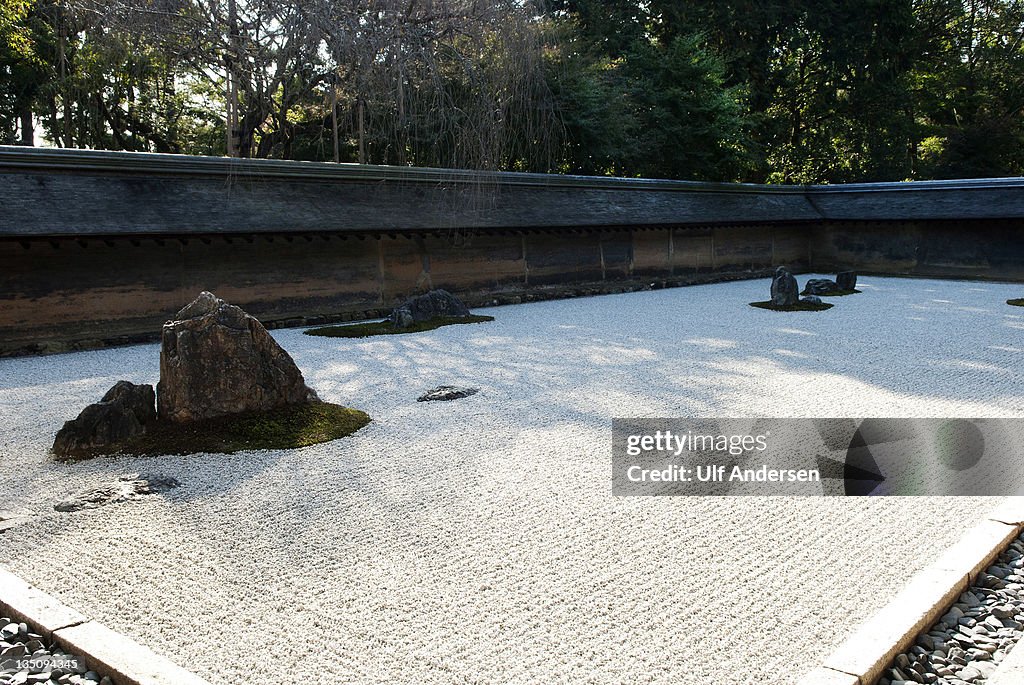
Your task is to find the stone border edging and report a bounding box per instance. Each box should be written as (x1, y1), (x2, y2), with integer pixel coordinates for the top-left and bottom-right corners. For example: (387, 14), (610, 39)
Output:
(798, 498), (1024, 685)
(0, 565), (212, 685)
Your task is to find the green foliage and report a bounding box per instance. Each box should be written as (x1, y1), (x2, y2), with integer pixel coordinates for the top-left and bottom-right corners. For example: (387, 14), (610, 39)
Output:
(5, 0), (1024, 184)
(547, 26), (750, 179)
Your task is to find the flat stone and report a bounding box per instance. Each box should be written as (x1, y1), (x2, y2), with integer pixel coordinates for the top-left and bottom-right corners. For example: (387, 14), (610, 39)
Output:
(992, 606), (1014, 620)
(417, 386), (480, 402)
(956, 665), (982, 681)
(55, 474), (180, 513)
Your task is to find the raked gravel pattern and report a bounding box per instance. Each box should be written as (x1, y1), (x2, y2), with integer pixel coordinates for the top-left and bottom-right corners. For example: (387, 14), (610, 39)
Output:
(0, 275), (1022, 685)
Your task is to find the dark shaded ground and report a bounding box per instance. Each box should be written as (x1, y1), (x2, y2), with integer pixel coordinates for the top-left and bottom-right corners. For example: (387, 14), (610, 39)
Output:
(55, 402), (371, 460)
(749, 300), (834, 312)
(303, 315), (494, 338)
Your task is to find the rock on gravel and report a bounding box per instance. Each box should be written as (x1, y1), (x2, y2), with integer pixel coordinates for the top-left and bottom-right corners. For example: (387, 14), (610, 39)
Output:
(417, 386), (480, 402)
(54, 474), (181, 513)
(836, 271), (858, 290)
(770, 266), (799, 306)
(389, 289), (471, 329)
(803, 278), (841, 295)
(51, 381), (156, 459)
(157, 291), (319, 423)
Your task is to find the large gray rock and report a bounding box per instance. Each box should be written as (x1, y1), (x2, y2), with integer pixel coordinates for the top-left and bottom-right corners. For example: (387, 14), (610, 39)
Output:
(836, 271), (858, 290)
(389, 289), (471, 328)
(52, 381), (156, 458)
(157, 292), (318, 423)
(770, 267), (799, 307)
(803, 278), (840, 296)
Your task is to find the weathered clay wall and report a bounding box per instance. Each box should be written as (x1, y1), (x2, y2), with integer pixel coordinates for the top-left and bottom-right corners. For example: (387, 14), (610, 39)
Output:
(0, 225), (810, 355)
(811, 219), (1024, 281)
(4, 148), (1024, 357)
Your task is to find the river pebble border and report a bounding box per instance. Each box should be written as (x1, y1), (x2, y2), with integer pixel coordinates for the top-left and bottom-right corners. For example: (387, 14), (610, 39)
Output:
(0, 617), (111, 685)
(878, 531), (1024, 685)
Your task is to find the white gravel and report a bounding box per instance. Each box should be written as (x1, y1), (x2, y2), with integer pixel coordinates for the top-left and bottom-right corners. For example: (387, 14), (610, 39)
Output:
(0, 274), (1021, 685)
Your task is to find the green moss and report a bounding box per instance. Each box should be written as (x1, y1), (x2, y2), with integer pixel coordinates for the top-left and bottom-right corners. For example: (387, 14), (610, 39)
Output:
(58, 402), (371, 460)
(1008, 298), (1024, 307)
(749, 300), (834, 312)
(304, 314), (494, 338)
(800, 289), (861, 297)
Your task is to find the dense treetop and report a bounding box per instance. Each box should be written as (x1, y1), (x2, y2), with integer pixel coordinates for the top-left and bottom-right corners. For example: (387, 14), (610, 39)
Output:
(2, 0), (1022, 183)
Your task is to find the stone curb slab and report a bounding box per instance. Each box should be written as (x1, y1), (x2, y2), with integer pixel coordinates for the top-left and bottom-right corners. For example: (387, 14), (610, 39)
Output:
(0, 565), (87, 640)
(823, 565), (971, 684)
(53, 621), (210, 685)
(0, 565), (211, 685)
(795, 666), (860, 685)
(804, 504), (1024, 685)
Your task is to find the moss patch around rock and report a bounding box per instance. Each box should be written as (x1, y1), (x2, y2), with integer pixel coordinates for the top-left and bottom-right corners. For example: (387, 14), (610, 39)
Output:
(304, 314), (494, 338)
(800, 289), (862, 297)
(1008, 299), (1024, 307)
(55, 402), (371, 460)
(749, 300), (834, 312)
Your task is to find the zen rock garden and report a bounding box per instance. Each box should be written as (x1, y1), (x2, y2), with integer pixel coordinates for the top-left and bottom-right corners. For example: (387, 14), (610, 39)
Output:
(750, 267), (860, 311)
(51, 288), (486, 460)
(52, 291), (370, 460)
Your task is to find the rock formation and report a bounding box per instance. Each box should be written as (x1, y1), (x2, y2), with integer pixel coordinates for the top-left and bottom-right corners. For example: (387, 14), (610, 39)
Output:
(770, 267), (799, 307)
(836, 271), (858, 291)
(389, 289), (471, 328)
(803, 278), (841, 296)
(157, 291), (318, 423)
(52, 381), (156, 458)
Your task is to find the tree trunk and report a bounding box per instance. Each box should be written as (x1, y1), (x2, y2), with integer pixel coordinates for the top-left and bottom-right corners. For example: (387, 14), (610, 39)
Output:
(225, 0), (240, 157)
(58, 1), (71, 147)
(18, 107), (33, 146)
(357, 95), (366, 164)
(331, 80), (339, 163)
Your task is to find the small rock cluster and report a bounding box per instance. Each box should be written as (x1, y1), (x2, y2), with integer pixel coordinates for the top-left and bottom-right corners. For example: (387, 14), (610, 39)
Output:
(0, 618), (110, 685)
(54, 474), (181, 513)
(878, 533), (1024, 685)
(389, 289), (472, 329)
(803, 271), (858, 296)
(768, 267), (858, 307)
(52, 292), (320, 459)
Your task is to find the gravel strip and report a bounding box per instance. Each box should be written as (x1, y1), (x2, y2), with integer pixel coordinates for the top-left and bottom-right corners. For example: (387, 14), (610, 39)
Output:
(879, 532), (1024, 685)
(0, 618), (109, 685)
